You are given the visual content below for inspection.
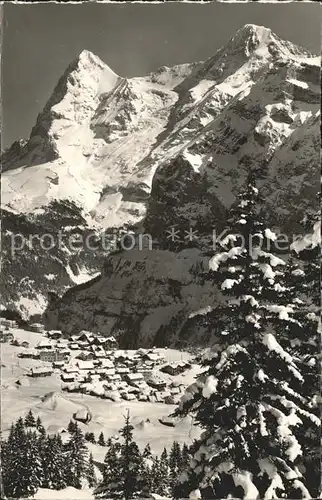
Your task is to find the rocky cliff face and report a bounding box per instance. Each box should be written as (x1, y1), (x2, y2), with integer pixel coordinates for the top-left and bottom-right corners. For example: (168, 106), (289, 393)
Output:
(2, 25), (320, 336)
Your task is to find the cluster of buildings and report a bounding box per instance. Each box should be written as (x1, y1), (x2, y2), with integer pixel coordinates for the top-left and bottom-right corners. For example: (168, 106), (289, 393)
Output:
(9, 325), (192, 405)
(59, 356), (187, 405)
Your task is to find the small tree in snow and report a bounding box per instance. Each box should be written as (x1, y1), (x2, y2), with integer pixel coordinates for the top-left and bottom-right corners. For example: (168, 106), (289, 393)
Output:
(67, 419), (77, 434)
(142, 442), (152, 459)
(42, 434), (68, 490)
(85, 432), (96, 444)
(98, 431), (106, 447)
(87, 452), (97, 488)
(65, 423), (88, 489)
(3, 419), (42, 498)
(95, 411), (146, 499)
(24, 409), (36, 427)
(95, 440), (122, 498)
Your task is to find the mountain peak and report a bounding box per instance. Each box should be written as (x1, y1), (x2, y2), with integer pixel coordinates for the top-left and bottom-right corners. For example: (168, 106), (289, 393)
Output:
(226, 24), (273, 56)
(73, 49), (112, 73)
(225, 23), (312, 59)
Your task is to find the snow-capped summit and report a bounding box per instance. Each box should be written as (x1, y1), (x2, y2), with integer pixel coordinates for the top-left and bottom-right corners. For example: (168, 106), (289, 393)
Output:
(226, 23), (313, 59)
(226, 24), (273, 56)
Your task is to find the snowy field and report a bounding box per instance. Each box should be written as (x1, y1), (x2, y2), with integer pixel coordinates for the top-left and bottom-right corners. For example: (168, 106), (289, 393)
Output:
(1, 328), (202, 460)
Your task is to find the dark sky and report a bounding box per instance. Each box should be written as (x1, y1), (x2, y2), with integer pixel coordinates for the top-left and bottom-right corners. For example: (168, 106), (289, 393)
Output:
(2, 2), (320, 148)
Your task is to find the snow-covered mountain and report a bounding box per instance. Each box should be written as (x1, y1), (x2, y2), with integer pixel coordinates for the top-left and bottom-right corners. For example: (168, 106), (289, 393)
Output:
(1, 25), (320, 334)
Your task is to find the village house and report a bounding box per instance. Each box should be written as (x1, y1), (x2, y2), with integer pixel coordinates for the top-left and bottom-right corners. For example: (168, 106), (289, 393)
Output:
(36, 340), (53, 350)
(106, 374), (121, 383)
(98, 368), (116, 378)
(63, 383), (80, 393)
(146, 375), (167, 391)
(53, 360), (65, 369)
(142, 352), (164, 364)
(171, 380), (185, 389)
(47, 329), (62, 339)
(29, 323), (45, 333)
(77, 360), (95, 371)
(69, 343), (80, 350)
(77, 351), (95, 361)
(91, 336), (106, 346)
(78, 331), (95, 344)
(18, 348), (38, 359)
(0, 330), (14, 343)
(99, 358), (115, 369)
(61, 373), (75, 382)
(58, 348), (70, 358)
(88, 373), (101, 383)
(1, 319), (18, 329)
(116, 367), (130, 376)
(64, 365), (79, 374)
(161, 361), (191, 376)
(79, 382), (93, 393)
(92, 346), (107, 359)
(56, 340), (69, 349)
(125, 373), (145, 386)
(121, 392), (136, 401)
(103, 336), (118, 349)
(30, 366), (53, 377)
(39, 350), (67, 362)
(78, 340), (90, 349)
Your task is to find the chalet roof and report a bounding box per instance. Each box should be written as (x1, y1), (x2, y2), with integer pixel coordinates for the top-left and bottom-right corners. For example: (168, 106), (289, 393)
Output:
(31, 367), (53, 375)
(146, 374), (167, 385)
(126, 373), (144, 381)
(22, 348), (37, 356)
(100, 359), (115, 368)
(143, 353), (161, 361)
(36, 340), (53, 348)
(61, 373), (75, 380)
(116, 367), (130, 374)
(64, 365), (79, 373)
(106, 374), (121, 381)
(77, 360), (95, 370)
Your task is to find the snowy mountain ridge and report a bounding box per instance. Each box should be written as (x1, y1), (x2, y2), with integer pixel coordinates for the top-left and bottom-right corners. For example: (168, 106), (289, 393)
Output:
(1, 24), (320, 326)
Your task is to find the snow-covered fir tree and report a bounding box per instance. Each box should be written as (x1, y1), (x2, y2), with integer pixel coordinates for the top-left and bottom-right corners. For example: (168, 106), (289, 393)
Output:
(42, 434), (68, 490)
(87, 452), (97, 488)
(95, 412), (146, 499)
(95, 440), (122, 498)
(143, 442), (152, 459)
(85, 431), (96, 444)
(174, 174), (320, 499)
(67, 419), (77, 434)
(3, 419), (42, 498)
(24, 409), (36, 427)
(65, 422), (89, 489)
(98, 431), (106, 446)
(287, 208), (321, 493)
(156, 447), (171, 496)
(36, 416), (46, 435)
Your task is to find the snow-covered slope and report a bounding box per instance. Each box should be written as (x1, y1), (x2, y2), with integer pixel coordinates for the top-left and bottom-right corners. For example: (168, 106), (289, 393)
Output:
(2, 25), (320, 327)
